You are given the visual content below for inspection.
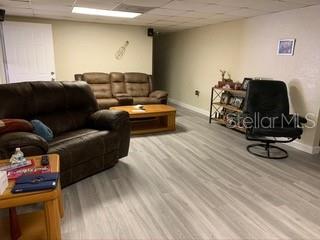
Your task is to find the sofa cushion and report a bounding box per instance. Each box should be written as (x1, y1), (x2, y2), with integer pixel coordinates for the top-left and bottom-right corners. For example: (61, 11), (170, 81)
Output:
(35, 111), (89, 136)
(124, 73), (149, 83)
(97, 98), (119, 109)
(90, 84), (112, 99)
(110, 72), (126, 96)
(49, 129), (119, 171)
(83, 73), (112, 99)
(133, 97), (161, 105)
(83, 72), (109, 84)
(124, 73), (151, 97)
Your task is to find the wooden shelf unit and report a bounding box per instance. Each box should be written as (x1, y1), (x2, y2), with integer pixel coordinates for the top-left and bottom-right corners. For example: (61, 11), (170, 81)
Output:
(212, 102), (243, 113)
(213, 88), (246, 95)
(209, 86), (247, 133)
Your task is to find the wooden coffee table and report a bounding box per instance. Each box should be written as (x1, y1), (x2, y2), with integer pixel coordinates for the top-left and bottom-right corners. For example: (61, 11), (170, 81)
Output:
(0, 154), (63, 240)
(111, 104), (176, 135)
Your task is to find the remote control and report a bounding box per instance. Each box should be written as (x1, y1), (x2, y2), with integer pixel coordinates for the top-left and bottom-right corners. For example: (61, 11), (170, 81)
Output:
(41, 155), (49, 166)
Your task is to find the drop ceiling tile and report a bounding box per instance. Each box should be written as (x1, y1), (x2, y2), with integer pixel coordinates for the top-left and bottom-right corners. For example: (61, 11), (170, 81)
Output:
(217, 0), (307, 12)
(189, 17), (226, 24)
(31, 0), (74, 3)
(180, 21), (209, 27)
(151, 20), (178, 26)
(4, 7), (34, 16)
(155, 25), (192, 34)
(213, 0), (253, 8)
(168, 16), (203, 23)
(0, 0), (30, 8)
(201, 4), (239, 14)
(194, 0), (223, 3)
(74, 0), (121, 10)
(31, 5), (72, 13)
(33, 9), (71, 18)
(131, 18), (157, 24)
(283, 0), (320, 5)
(147, 8), (186, 16)
(179, 10), (217, 18)
(227, 7), (267, 17)
(31, 0), (74, 6)
(162, 1), (209, 11)
(123, 0), (171, 8)
(34, 14), (72, 21)
(131, 20), (155, 25)
(136, 13), (168, 21)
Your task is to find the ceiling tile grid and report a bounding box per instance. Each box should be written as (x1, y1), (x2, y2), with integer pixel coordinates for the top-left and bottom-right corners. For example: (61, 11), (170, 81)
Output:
(0, 0), (320, 32)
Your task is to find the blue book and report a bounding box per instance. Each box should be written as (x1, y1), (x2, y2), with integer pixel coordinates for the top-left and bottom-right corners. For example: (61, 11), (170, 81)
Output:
(12, 173), (59, 193)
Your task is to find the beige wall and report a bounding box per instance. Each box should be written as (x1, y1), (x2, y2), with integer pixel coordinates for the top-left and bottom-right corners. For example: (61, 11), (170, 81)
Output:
(4, 16), (153, 81)
(155, 5), (320, 149)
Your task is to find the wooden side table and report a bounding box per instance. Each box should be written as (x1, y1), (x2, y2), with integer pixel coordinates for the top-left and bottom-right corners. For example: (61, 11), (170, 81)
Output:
(0, 154), (63, 240)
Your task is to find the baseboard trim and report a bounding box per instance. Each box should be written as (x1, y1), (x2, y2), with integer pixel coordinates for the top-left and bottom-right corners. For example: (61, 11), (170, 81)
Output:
(285, 141), (320, 155)
(168, 98), (210, 116)
(169, 98), (320, 155)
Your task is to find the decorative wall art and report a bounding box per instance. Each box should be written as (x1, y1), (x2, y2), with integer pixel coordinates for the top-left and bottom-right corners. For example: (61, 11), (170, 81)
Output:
(277, 39), (296, 56)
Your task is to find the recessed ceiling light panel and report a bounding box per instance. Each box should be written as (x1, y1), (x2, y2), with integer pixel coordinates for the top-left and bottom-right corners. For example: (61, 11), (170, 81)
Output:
(72, 7), (141, 18)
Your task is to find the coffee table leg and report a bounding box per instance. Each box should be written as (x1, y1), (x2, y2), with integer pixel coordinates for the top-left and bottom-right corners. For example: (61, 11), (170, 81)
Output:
(9, 207), (21, 240)
(57, 182), (64, 218)
(167, 112), (176, 131)
(44, 199), (61, 240)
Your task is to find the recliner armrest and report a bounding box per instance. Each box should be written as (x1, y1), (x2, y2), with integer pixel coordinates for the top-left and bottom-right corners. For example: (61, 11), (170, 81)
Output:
(149, 90), (168, 99)
(0, 132), (48, 159)
(88, 110), (131, 158)
(88, 110), (130, 131)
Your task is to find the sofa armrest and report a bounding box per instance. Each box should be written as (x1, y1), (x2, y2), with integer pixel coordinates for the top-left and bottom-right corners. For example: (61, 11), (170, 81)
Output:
(0, 132), (49, 159)
(88, 110), (131, 158)
(88, 110), (129, 130)
(149, 90), (168, 99)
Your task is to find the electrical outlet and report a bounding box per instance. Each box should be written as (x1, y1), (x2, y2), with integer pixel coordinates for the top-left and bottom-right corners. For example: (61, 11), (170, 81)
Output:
(195, 90), (200, 96)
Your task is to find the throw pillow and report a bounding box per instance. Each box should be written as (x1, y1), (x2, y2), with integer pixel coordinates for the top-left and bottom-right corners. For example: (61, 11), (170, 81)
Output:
(0, 119), (33, 135)
(31, 120), (54, 142)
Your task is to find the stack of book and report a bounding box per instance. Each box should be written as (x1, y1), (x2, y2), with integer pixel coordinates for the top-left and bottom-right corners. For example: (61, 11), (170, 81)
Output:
(0, 170), (8, 195)
(0, 159), (51, 181)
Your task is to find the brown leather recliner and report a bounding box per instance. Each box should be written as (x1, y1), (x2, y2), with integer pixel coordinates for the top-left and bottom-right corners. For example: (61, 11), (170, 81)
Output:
(0, 81), (130, 187)
(75, 72), (168, 109)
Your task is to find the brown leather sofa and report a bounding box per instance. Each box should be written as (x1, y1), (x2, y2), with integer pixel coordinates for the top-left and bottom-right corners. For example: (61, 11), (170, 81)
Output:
(75, 72), (168, 109)
(0, 81), (130, 187)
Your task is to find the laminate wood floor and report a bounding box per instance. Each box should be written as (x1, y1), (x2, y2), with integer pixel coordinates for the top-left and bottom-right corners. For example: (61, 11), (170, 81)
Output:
(61, 107), (320, 239)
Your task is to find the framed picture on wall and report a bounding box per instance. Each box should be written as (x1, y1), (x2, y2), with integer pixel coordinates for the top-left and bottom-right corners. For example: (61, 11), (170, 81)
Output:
(277, 39), (296, 56)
